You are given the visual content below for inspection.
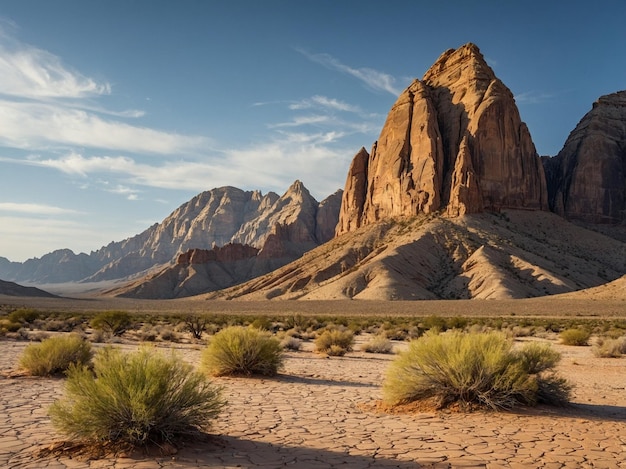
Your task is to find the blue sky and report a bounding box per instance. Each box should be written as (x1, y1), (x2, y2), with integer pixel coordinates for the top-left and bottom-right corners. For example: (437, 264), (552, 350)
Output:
(0, 0), (624, 262)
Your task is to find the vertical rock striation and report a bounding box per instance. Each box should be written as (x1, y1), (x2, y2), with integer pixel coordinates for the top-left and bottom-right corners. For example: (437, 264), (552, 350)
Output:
(337, 43), (548, 236)
(543, 91), (626, 224)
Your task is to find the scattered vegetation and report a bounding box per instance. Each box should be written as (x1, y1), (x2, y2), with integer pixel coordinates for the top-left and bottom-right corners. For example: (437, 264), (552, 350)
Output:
(361, 334), (394, 354)
(314, 328), (354, 356)
(560, 328), (591, 346)
(383, 331), (571, 410)
(90, 311), (132, 337)
(49, 346), (225, 446)
(8, 308), (40, 325)
(19, 334), (93, 376)
(201, 326), (283, 376)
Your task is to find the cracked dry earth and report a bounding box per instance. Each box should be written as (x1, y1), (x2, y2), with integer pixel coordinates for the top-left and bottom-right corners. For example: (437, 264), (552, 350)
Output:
(1, 337), (625, 469)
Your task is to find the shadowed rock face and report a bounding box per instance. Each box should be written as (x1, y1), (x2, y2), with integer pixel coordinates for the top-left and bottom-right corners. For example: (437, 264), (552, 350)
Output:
(544, 91), (626, 224)
(337, 43), (548, 236)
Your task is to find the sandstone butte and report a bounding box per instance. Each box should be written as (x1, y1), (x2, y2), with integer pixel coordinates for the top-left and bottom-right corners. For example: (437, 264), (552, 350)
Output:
(544, 90), (626, 224)
(336, 43), (549, 236)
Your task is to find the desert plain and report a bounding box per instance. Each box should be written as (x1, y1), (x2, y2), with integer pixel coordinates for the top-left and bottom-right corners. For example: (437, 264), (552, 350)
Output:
(1, 295), (625, 468)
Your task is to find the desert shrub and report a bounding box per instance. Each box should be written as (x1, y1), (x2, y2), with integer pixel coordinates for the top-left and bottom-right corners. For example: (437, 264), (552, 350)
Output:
(20, 334), (93, 376)
(137, 324), (158, 342)
(159, 326), (179, 342)
(184, 314), (210, 340)
(383, 331), (570, 410)
(8, 308), (39, 325)
(1, 319), (22, 333)
(280, 335), (302, 351)
(202, 326), (283, 376)
(361, 335), (394, 354)
(593, 337), (626, 358)
(314, 329), (354, 356)
(560, 328), (591, 346)
(49, 346), (225, 446)
(250, 317), (273, 331)
(91, 311), (132, 337)
(420, 315), (447, 332)
(515, 342), (561, 374)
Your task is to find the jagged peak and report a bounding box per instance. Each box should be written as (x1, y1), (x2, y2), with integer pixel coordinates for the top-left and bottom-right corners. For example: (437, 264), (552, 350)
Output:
(284, 179), (313, 200)
(422, 42), (495, 86)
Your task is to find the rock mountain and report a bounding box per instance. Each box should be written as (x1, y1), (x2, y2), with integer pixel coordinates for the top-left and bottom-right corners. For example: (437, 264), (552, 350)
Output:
(2, 43), (625, 301)
(204, 43), (625, 301)
(337, 43), (547, 236)
(0, 181), (342, 289)
(543, 90), (626, 225)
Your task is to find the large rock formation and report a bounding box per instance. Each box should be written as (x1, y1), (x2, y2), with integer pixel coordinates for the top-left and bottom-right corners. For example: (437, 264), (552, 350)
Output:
(543, 91), (626, 224)
(100, 182), (344, 299)
(337, 43), (548, 235)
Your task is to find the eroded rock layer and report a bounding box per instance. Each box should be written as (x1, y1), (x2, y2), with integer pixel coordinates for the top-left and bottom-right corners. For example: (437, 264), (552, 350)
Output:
(337, 43), (548, 236)
(544, 91), (626, 224)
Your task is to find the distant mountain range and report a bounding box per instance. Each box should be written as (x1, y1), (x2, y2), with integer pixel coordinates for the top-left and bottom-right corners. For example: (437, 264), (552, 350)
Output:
(2, 43), (625, 301)
(0, 181), (342, 291)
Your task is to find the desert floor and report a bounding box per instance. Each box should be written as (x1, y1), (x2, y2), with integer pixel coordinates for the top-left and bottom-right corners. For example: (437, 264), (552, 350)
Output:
(1, 319), (625, 469)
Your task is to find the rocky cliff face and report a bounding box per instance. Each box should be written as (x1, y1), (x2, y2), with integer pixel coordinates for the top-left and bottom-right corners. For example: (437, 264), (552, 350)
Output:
(0, 182), (341, 286)
(337, 43), (548, 235)
(543, 91), (626, 224)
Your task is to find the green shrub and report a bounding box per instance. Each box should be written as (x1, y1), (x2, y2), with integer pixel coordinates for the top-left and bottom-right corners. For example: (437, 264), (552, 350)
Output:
(560, 328), (591, 346)
(49, 346), (225, 446)
(20, 334), (93, 376)
(201, 326), (283, 376)
(361, 335), (394, 354)
(8, 308), (40, 325)
(516, 342), (561, 374)
(91, 311), (132, 337)
(314, 329), (354, 355)
(383, 331), (570, 410)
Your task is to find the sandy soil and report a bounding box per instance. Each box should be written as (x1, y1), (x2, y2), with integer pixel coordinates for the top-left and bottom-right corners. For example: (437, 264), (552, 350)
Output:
(1, 332), (625, 469)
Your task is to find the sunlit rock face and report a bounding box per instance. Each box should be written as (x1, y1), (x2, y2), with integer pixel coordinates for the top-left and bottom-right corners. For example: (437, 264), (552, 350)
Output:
(337, 43), (548, 236)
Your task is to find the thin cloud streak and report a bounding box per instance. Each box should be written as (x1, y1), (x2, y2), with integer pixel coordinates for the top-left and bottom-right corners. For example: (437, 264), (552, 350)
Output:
(0, 100), (208, 155)
(0, 32), (110, 99)
(297, 48), (402, 95)
(289, 95), (362, 113)
(0, 202), (79, 215)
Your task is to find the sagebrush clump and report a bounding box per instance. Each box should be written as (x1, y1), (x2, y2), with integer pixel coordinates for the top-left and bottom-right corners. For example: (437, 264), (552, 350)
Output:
(49, 346), (225, 446)
(383, 331), (571, 410)
(314, 329), (354, 356)
(20, 334), (93, 376)
(201, 326), (283, 376)
(560, 328), (591, 346)
(361, 334), (394, 354)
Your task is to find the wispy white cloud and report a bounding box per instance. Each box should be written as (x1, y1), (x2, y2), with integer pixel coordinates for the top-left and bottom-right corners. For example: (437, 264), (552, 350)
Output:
(0, 34), (110, 99)
(0, 27), (205, 156)
(514, 91), (554, 104)
(297, 49), (402, 95)
(269, 115), (331, 128)
(0, 202), (79, 215)
(289, 95), (362, 113)
(0, 100), (208, 155)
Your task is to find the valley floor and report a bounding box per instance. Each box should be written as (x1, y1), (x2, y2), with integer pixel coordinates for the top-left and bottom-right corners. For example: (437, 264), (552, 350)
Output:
(1, 295), (626, 319)
(1, 334), (625, 468)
